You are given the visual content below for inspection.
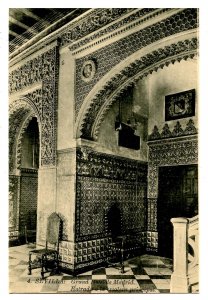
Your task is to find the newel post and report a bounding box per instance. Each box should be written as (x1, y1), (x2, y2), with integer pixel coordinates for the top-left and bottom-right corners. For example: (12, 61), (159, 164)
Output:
(170, 217), (189, 293)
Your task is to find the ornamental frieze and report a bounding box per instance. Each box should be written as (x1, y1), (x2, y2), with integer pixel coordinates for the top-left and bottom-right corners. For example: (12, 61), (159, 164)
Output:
(61, 8), (135, 47)
(68, 8), (160, 53)
(76, 146), (147, 182)
(148, 138), (198, 166)
(148, 119), (197, 141)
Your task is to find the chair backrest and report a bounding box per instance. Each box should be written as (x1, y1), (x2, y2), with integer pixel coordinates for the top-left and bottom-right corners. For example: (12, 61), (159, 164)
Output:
(46, 213), (61, 247)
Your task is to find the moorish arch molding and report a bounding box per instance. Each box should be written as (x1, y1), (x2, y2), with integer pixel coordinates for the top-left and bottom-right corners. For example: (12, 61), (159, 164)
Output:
(75, 30), (198, 140)
(9, 96), (41, 173)
(9, 42), (59, 167)
(16, 112), (41, 171)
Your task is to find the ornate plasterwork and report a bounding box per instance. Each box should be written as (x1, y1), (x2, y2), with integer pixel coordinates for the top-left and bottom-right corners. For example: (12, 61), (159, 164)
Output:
(15, 113), (39, 170)
(75, 8), (198, 121)
(9, 45), (59, 168)
(148, 119), (197, 141)
(9, 98), (38, 172)
(148, 136), (198, 166)
(61, 8), (135, 47)
(77, 37), (198, 140)
(81, 60), (96, 82)
(69, 8), (162, 53)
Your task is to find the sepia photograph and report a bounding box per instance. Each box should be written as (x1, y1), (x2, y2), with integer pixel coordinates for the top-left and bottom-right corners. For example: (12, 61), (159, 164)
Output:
(3, 2), (203, 296)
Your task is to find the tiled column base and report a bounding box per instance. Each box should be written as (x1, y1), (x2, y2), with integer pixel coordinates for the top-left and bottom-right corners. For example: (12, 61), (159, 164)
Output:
(59, 241), (75, 272)
(9, 230), (19, 241)
(146, 231), (158, 253)
(74, 238), (110, 272)
(59, 233), (147, 274)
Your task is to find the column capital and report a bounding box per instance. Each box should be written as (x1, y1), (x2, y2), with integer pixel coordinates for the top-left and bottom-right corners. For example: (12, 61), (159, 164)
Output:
(171, 217), (188, 224)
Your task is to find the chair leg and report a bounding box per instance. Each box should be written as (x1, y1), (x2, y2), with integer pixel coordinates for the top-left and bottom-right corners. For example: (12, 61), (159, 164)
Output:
(41, 255), (45, 279)
(120, 249), (125, 273)
(55, 253), (60, 274)
(28, 253), (32, 275)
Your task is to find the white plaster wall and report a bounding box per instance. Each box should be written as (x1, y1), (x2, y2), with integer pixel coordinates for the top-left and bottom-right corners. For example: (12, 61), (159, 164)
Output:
(36, 167), (57, 245)
(147, 59), (198, 134)
(57, 49), (76, 150)
(97, 99), (147, 161)
(56, 50), (77, 244)
(94, 59), (198, 161)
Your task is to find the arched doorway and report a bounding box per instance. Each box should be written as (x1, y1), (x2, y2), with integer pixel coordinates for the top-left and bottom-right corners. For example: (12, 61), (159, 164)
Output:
(18, 117), (40, 243)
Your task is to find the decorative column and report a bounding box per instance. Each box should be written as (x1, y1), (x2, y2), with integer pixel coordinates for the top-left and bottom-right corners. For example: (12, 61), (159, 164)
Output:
(170, 217), (189, 293)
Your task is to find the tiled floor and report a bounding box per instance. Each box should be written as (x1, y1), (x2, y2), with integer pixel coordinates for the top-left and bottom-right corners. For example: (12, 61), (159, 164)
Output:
(9, 244), (173, 294)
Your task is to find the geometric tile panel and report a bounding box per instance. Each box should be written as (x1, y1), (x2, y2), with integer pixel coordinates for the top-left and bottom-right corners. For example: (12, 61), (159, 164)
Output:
(19, 171), (38, 235)
(76, 147), (148, 242)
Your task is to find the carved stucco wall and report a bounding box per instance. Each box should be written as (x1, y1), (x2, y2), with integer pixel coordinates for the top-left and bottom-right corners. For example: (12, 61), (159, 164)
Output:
(9, 44), (59, 169)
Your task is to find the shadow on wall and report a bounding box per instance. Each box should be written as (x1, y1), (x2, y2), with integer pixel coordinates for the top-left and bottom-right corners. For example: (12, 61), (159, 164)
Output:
(106, 203), (122, 240)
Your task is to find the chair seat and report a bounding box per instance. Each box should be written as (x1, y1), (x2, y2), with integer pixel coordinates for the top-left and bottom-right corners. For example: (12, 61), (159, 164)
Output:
(29, 248), (57, 255)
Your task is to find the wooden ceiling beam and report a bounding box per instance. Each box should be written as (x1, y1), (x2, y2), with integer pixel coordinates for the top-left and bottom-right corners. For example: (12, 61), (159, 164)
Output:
(9, 16), (38, 35)
(20, 8), (43, 22)
(9, 29), (21, 38)
(20, 8), (50, 27)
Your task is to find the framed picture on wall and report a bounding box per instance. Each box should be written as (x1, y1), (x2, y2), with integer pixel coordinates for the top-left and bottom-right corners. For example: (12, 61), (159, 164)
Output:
(165, 89), (195, 121)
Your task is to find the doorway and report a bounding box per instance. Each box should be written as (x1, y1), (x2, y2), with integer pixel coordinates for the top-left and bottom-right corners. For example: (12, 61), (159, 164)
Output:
(19, 117), (39, 243)
(157, 165), (198, 258)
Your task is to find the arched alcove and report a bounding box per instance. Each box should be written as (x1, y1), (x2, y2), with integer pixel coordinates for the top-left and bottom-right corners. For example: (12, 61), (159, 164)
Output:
(21, 117), (40, 169)
(9, 99), (41, 244)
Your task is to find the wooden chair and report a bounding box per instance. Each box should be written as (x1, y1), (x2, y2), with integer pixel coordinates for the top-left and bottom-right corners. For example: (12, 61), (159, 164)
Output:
(28, 212), (61, 279)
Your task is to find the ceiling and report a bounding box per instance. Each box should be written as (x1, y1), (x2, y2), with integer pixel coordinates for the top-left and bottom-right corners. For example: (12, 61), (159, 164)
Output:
(9, 8), (89, 54)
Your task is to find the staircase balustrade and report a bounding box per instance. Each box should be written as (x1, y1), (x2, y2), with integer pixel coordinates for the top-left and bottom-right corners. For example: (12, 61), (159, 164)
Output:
(170, 215), (198, 293)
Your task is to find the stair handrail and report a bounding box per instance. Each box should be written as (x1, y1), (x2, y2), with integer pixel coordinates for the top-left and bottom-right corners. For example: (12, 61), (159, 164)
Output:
(170, 215), (199, 293)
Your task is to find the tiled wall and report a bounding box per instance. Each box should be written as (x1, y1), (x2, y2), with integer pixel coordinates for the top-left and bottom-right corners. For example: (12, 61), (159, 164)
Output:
(19, 169), (38, 238)
(9, 175), (20, 239)
(72, 146), (148, 271)
(59, 233), (147, 273)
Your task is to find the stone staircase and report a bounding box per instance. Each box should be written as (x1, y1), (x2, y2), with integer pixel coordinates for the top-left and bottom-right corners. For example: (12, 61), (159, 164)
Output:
(170, 215), (199, 293)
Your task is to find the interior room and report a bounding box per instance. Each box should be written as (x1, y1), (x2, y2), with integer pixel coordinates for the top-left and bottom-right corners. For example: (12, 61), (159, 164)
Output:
(9, 8), (199, 293)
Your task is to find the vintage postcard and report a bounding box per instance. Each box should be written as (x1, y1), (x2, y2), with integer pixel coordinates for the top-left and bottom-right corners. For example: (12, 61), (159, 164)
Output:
(5, 3), (202, 296)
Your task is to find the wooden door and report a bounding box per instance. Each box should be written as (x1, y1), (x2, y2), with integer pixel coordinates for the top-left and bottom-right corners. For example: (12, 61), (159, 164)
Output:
(157, 165), (198, 258)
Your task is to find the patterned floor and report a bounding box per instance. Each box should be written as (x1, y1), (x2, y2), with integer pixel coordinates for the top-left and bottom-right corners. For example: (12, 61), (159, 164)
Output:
(9, 244), (173, 294)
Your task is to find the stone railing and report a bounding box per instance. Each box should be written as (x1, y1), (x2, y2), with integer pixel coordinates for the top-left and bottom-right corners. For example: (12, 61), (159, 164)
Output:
(170, 215), (199, 293)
